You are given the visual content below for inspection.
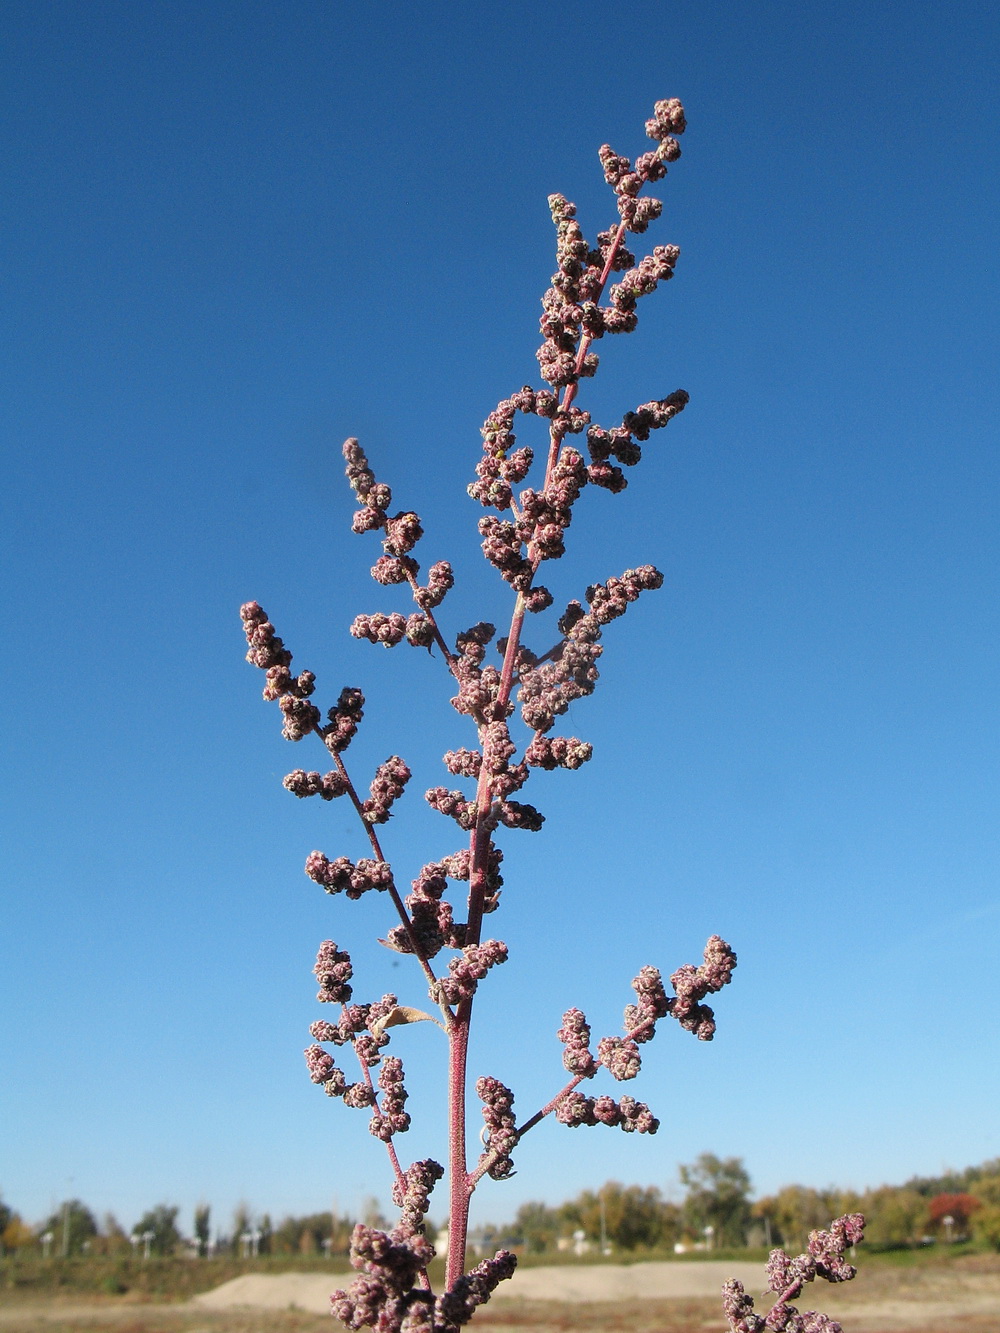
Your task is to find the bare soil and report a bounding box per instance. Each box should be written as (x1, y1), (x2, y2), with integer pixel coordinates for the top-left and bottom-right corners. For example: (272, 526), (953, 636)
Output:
(1, 1255), (997, 1333)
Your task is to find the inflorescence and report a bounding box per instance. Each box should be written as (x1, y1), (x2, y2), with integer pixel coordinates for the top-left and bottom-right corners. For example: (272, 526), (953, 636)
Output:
(238, 98), (857, 1333)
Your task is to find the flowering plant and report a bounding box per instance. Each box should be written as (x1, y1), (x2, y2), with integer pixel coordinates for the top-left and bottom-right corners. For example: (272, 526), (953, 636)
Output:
(239, 98), (863, 1333)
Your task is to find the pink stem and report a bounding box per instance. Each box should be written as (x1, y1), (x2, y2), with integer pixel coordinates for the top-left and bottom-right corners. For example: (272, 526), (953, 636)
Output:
(446, 220), (633, 1290)
(445, 1000), (472, 1290)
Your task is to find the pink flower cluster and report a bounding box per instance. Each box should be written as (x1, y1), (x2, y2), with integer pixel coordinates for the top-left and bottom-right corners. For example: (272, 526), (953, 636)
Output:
(668, 934), (738, 1041)
(436, 940), (508, 1006)
(555, 1092), (659, 1134)
(476, 1077), (517, 1181)
(722, 1214), (866, 1333)
(305, 852), (394, 899)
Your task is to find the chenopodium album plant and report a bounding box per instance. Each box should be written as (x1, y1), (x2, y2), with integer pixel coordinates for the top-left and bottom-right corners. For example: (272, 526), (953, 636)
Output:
(240, 99), (865, 1333)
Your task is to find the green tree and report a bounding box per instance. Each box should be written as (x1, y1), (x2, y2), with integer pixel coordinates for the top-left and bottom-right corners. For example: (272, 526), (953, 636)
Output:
(43, 1200), (98, 1257)
(971, 1173), (1000, 1208)
(511, 1200), (561, 1254)
(562, 1182), (678, 1251)
(756, 1186), (841, 1251)
(132, 1204), (181, 1256)
(193, 1204), (211, 1258)
(861, 1187), (927, 1248)
(680, 1154), (752, 1248)
(95, 1213), (131, 1256)
(231, 1203), (251, 1255)
(972, 1204), (1000, 1250)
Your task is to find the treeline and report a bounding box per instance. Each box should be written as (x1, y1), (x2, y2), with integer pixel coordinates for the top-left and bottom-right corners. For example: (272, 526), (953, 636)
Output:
(509, 1154), (1000, 1254)
(0, 1197), (382, 1259)
(4, 1154), (1000, 1261)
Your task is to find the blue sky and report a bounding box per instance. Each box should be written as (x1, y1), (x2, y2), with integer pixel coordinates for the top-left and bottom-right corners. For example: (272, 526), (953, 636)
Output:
(3, 0), (998, 1238)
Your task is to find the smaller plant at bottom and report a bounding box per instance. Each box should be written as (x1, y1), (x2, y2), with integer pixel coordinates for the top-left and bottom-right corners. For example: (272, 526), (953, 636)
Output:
(722, 1214), (866, 1333)
(239, 96), (863, 1333)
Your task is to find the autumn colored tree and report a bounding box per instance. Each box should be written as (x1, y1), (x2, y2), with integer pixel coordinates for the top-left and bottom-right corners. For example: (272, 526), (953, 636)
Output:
(928, 1192), (981, 1238)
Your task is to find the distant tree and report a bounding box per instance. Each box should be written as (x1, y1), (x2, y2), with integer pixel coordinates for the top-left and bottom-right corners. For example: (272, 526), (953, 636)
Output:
(258, 1212), (272, 1255)
(194, 1205), (211, 1258)
(1, 1214), (34, 1253)
(755, 1186), (844, 1251)
(972, 1204), (1000, 1251)
(96, 1213), (131, 1256)
(510, 1200), (560, 1254)
(132, 1204), (181, 1256)
(43, 1200), (98, 1257)
(680, 1154), (752, 1247)
(861, 1187), (928, 1248)
(972, 1173), (1000, 1208)
(562, 1182), (677, 1251)
(271, 1211), (339, 1256)
(231, 1203), (251, 1255)
(0, 1195), (14, 1237)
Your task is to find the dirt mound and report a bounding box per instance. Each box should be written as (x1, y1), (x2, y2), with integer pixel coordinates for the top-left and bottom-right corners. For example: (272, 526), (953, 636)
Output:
(191, 1262), (766, 1312)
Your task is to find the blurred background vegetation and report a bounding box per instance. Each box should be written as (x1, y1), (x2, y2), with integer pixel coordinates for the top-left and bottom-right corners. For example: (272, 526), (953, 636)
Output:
(3, 1154), (999, 1299)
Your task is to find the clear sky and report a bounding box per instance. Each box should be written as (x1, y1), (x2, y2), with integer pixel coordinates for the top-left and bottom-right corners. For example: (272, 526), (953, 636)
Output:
(3, 0), (998, 1239)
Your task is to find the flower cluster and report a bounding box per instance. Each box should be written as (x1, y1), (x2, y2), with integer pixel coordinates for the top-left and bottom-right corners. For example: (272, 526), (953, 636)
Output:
(555, 1092), (659, 1134)
(305, 852), (394, 898)
(556, 1008), (598, 1077)
(722, 1214), (866, 1333)
(623, 964), (671, 1042)
(240, 601), (322, 740)
(362, 757), (412, 824)
(313, 940), (353, 1004)
(325, 688), (366, 754)
(516, 566), (663, 733)
(283, 768), (350, 800)
(369, 1056), (410, 1142)
(668, 934), (738, 1041)
(436, 940), (508, 1006)
(476, 1077), (517, 1181)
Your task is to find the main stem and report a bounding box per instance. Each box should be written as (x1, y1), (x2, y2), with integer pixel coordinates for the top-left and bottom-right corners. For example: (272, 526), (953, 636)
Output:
(444, 219), (630, 1291)
(446, 999), (472, 1289)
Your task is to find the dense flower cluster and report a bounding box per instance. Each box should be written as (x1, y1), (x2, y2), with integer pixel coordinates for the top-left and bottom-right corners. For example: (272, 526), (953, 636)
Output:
(305, 852), (394, 898)
(362, 756), (412, 824)
(516, 566), (663, 733)
(313, 940), (353, 1004)
(369, 1056), (410, 1141)
(722, 1215), (866, 1333)
(554, 1091), (659, 1134)
(556, 1008), (598, 1077)
(668, 934), (738, 1041)
(436, 940), (508, 1006)
(283, 768), (350, 800)
(623, 964), (671, 1042)
(476, 1077), (517, 1181)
